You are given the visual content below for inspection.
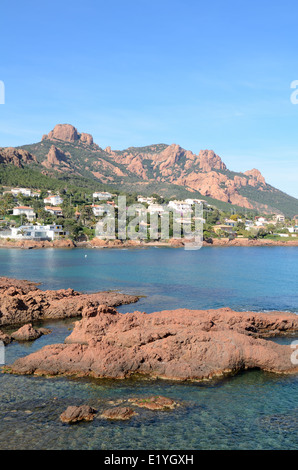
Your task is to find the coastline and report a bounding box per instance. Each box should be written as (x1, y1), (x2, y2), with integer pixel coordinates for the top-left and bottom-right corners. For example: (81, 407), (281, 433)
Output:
(1, 237), (298, 250)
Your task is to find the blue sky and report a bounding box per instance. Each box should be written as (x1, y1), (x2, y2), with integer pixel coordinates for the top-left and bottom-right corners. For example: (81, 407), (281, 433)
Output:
(1, 0), (298, 196)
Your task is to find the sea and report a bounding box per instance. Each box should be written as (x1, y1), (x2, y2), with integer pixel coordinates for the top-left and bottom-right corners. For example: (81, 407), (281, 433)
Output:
(0, 246), (297, 450)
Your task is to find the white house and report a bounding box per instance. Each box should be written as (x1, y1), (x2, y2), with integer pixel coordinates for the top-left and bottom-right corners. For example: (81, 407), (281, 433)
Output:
(184, 198), (205, 205)
(273, 214), (285, 223)
(13, 206), (36, 221)
(45, 206), (63, 216)
(137, 196), (156, 204)
(168, 200), (192, 214)
(255, 217), (268, 227)
(245, 220), (254, 228)
(90, 204), (108, 216)
(44, 195), (64, 206)
(11, 187), (32, 197)
(225, 219), (237, 227)
(93, 192), (112, 200)
(148, 204), (165, 215)
(10, 224), (68, 241)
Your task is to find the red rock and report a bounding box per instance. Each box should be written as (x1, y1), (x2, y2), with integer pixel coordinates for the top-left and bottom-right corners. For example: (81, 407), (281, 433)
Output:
(11, 324), (43, 341)
(42, 124), (94, 146)
(100, 407), (137, 420)
(0, 329), (11, 345)
(0, 147), (36, 167)
(9, 307), (298, 381)
(128, 396), (178, 410)
(60, 405), (97, 424)
(0, 277), (139, 326)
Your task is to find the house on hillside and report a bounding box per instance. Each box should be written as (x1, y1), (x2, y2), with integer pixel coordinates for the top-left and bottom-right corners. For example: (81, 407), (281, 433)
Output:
(90, 204), (108, 217)
(273, 214), (285, 223)
(44, 195), (63, 206)
(168, 200), (192, 214)
(225, 219), (237, 227)
(10, 224), (68, 240)
(93, 192), (112, 200)
(255, 217), (268, 227)
(45, 206), (63, 216)
(213, 225), (236, 235)
(11, 188), (32, 197)
(13, 206), (36, 221)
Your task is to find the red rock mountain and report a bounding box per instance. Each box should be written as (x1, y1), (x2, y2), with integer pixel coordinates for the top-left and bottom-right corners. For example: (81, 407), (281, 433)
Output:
(42, 124), (94, 146)
(0, 147), (37, 167)
(6, 123), (298, 215)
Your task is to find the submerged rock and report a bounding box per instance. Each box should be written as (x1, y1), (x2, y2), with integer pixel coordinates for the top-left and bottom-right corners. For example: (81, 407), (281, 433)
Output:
(100, 407), (137, 421)
(128, 396), (178, 410)
(9, 307), (298, 381)
(60, 405), (97, 424)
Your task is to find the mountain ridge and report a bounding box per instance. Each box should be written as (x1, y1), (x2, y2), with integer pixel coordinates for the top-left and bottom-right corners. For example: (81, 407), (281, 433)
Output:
(0, 123), (297, 217)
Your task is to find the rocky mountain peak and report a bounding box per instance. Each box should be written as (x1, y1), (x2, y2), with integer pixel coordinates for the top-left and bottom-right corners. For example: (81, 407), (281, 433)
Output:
(244, 168), (266, 186)
(197, 150), (227, 172)
(42, 124), (94, 146)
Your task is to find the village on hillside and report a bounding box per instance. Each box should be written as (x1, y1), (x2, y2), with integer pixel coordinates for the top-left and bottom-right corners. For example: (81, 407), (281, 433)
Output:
(0, 186), (297, 243)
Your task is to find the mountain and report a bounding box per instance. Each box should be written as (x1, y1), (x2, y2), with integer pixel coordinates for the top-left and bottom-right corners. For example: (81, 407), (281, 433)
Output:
(0, 123), (296, 217)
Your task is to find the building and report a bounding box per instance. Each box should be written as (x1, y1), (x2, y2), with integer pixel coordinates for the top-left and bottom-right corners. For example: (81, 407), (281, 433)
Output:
(245, 220), (254, 228)
(273, 214), (285, 223)
(255, 217), (268, 227)
(213, 225), (236, 235)
(90, 204), (107, 216)
(10, 224), (68, 241)
(184, 198), (205, 205)
(45, 206), (63, 216)
(11, 188), (32, 197)
(225, 219), (237, 227)
(93, 192), (112, 200)
(168, 200), (192, 214)
(147, 204), (165, 215)
(13, 206), (36, 221)
(137, 196), (156, 204)
(43, 195), (64, 206)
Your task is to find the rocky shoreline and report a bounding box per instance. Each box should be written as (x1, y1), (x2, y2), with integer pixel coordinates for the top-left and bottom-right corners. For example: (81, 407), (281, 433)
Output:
(1, 237), (298, 250)
(5, 303), (298, 382)
(0, 277), (140, 327)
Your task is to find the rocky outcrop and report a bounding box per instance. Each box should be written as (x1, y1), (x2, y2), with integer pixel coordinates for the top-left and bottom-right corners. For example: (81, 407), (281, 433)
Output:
(196, 150), (227, 172)
(244, 169), (266, 186)
(42, 145), (70, 169)
(100, 407), (137, 421)
(8, 306), (298, 381)
(103, 142), (266, 210)
(128, 396), (178, 410)
(0, 330), (11, 345)
(0, 239), (76, 249)
(60, 405), (97, 424)
(11, 324), (51, 341)
(204, 238), (298, 247)
(0, 147), (36, 167)
(0, 277), (139, 327)
(42, 124), (94, 146)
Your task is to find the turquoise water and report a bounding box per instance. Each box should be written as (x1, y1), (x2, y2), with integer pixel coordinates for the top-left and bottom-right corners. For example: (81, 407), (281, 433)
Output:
(0, 246), (297, 450)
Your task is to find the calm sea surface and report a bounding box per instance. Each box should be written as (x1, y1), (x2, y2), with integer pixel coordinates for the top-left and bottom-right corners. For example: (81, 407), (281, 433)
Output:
(0, 246), (297, 449)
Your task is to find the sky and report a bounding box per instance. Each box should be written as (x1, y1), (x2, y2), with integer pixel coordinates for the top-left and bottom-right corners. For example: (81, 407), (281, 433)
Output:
(1, 0), (298, 196)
